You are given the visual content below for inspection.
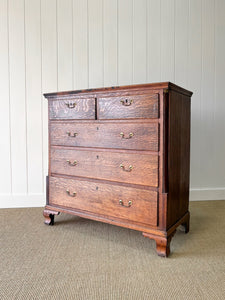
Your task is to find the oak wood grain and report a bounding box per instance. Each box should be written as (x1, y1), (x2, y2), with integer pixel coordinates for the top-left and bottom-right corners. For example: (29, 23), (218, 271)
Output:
(49, 176), (158, 226)
(50, 148), (158, 187)
(49, 98), (95, 119)
(98, 94), (159, 119)
(50, 121), (159, 151)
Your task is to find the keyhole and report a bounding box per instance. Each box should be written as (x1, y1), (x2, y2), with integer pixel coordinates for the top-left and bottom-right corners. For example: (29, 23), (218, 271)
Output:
(96, 155), (99, 159)
(125, 99), (128, 104)
(96, 186), (98, 190)
(97, 127), (99, 130)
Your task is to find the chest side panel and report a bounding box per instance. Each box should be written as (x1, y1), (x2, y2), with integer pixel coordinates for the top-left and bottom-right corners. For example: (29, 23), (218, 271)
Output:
(167, 90), (191, 228)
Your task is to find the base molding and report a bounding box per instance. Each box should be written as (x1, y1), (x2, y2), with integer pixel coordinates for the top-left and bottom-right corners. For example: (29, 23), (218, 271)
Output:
(190, 188), (225, 201)
(0, 194), (45, 208)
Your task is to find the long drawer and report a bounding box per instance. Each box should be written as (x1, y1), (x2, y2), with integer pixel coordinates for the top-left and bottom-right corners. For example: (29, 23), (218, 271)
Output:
(49, 176), (158, 226)
(50, 122), (159, 151)
(98, 93), (159, 119)
(51, 148), (158, 187)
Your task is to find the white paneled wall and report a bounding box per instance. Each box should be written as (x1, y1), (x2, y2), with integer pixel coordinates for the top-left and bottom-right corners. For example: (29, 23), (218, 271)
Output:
(0, 0), (225, 208)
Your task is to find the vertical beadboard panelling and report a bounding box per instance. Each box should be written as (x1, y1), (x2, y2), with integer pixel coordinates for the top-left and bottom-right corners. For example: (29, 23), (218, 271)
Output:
(8, 0), (27, 193)
(147, 0), (161, 82)
(73, 0), (88, 89)
(188, 0), (202, 188)
(0, 0), (11, 194)
(161, 0), (175, 81)
(200, 0), (215, 187)
(88, 0), (103, 88)
(25, 0), (43, 194)
(215, 0), (225, 186)
(41, 0), (58, 192)
(1, 0), (225, 207)
(133, 0), (147, 84)
(118, 0), (133, 85)
(57, 0), (73, 91)
(103, 0), (117, 86)
(174, 0), (189, 86)
(41, 0), (58, 93)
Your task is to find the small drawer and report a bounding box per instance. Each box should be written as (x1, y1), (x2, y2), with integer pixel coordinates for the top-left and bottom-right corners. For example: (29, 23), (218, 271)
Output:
(49, 176), (158, 226)
(49, 98), (95, 119)
(50, 122), (159, 151)
(51, 148), (158, 187)
(98, 94), (159, 119)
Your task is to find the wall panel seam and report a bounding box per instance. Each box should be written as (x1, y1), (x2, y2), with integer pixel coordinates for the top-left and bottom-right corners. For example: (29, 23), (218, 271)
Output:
(200, 0), (203, 189)
(174, 0), (176, 82)
(7, 0), (12, 194)
(87, 0), (89, 88)
(187, 0), (190, 88)
(116, 0), (119, 85)
(160, 0), (162, 81)
(213, 0), (216, 133)
(56, 0), (59, 91)
(102, 0), (104, 86)
(71, 0), (74, 89)
(24, 0), (28, 193)
(146, 0), (148, 83)
(132, 0), (134, 84)
(40, 0), (44, 193)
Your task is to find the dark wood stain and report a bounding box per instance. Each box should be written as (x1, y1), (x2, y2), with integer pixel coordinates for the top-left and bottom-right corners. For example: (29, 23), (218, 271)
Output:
(167, 91), (191, 228)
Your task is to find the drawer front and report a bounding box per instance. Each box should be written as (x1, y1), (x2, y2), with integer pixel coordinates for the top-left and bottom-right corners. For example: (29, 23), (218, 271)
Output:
(50, 122), (159, 151)
(98, 94), (159, 119)
(49, 176), (158, 226)
(49, 98), (95, 119)
(51, 148), (158, 187)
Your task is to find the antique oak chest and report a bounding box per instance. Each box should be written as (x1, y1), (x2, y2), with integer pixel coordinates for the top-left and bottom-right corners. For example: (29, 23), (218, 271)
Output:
(43, 82), (192, 257)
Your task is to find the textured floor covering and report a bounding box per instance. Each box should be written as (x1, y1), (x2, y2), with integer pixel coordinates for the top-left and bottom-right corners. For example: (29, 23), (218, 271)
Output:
(0, 201), (225, 300)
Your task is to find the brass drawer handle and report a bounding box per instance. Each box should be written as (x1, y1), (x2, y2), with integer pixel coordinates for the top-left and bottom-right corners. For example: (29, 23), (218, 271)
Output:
(65, 102), (77, 109)
(120, 99), (133, 106)
(120, 164), (133, 172)
(120, 132), (134, 139)
(66, 160), (77, 166)
(66, 190), (76, 197)
(119, 200), (132, 207)
(66, 132), (78, 137)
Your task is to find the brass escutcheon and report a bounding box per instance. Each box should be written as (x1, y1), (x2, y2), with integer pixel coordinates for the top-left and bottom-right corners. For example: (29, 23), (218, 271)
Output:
(120, 164), (133, 172)
(65, 102), (76, 108)
(119, 200), (132, 207)
(66, 132), (78, 137)
(66, 160), (77, 166)
(66, 190), (76, 197)
(120, 99), (133, 106)
(120, 132), (134, 139)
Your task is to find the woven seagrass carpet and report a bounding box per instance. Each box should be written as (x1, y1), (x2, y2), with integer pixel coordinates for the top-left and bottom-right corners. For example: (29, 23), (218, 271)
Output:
(0, 201), (225, 300)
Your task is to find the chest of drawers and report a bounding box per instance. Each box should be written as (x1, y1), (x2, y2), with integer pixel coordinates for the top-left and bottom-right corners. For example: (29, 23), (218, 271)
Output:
(43, 82), (192, 257)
